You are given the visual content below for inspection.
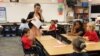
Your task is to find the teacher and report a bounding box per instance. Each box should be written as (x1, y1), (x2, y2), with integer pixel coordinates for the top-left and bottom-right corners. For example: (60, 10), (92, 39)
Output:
(27, 3), (44, 29)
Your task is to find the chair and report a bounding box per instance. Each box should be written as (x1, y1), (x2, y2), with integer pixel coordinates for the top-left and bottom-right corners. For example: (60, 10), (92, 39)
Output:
(10, 26), (17, 37)
(2, 25), (11, 37)
(21, 41), (36, 56)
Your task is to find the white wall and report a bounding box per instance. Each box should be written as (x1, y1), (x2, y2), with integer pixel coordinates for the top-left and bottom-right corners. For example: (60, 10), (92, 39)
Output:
(0, 3), (65, 22)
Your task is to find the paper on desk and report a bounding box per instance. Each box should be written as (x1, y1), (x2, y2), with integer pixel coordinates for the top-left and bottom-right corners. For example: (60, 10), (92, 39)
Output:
(31, 19), (43, 29)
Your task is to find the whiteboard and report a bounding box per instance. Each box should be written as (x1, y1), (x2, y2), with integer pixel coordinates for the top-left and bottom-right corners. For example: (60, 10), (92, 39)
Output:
(0, 3), (65, 22)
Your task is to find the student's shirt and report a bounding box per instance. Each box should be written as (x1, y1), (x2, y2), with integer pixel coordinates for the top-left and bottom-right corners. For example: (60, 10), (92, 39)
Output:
(21, 35), (32, 49)
(76, 28), (85, 36)
(70, 52), (88, 56)
(49, 24), (57, 31)
(84, 31), (99, 42)
(19, 23), (29, 31)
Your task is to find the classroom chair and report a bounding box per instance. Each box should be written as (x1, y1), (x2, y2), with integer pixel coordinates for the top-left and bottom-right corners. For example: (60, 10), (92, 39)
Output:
(21, 41), (36, 56)
(2, 25), (11, 37)
(10, 26), (17, 37)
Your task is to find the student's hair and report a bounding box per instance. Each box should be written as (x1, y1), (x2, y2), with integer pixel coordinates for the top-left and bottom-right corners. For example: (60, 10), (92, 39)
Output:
(87, 22), (95, 30)
(34, 3), (41, 8)
(22, 28), (30, 36)
(21, 18), (26, 23)
(74, 20), (83, 28)
(72, 37), (86, 52)
(51, 20), (56, 24)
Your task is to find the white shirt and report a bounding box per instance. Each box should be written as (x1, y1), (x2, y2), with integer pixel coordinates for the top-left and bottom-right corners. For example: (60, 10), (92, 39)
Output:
(19, 23), (29, 31)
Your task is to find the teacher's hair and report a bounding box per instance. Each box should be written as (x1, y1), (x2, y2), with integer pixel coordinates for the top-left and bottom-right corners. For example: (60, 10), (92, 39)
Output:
(34, 3), (41, 8)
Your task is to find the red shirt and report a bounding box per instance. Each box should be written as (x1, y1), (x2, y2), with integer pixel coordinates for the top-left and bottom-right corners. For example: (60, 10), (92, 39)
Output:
(21, 35), (33, 49)
(49, 24), (57, 30)
(84, 31), (99, 42)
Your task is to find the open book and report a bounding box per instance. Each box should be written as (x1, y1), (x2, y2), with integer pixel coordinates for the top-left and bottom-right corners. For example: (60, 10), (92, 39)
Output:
(31, 19), (43, 29)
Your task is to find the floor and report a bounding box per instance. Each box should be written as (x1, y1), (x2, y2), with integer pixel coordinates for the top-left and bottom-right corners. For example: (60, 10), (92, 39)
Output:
(0, 36), (24, 56)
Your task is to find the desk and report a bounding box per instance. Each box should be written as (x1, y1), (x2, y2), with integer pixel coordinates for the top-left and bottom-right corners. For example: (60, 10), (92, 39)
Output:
(61, 34), (100, 51)
(57, 23), (72, 33)
(36, 35), (100, 56)
(86, 42), (100, 51)
(36, 35), (74, 56)
(61, 34), (78, 41)
(41, 24), (50, 31)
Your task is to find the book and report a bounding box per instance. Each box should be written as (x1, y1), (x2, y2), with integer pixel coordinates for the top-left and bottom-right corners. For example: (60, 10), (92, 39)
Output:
(31, 19), (43, 29)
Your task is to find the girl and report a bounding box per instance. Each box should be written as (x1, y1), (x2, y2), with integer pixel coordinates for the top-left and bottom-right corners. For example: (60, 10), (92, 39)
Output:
(49, 20), (57, 31)
(84, 22), (99, 42)
(68, 21), (85, 36)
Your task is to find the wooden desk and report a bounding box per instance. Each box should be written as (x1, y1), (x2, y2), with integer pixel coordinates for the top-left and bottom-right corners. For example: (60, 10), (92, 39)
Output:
(41, 24), (50, 31)
(86, 42), (100, 51)
(61, 34), (78, 41)
(36, 35), (74, 56)
(57, 23), (72, 33)
(36, 35), (100, 56)
(61, 34), (100, 52)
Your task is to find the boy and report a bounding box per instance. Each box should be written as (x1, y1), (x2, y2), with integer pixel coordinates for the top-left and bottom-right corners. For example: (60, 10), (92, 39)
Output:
(70, 37), (88, 56)
(21, 28), (45, 56)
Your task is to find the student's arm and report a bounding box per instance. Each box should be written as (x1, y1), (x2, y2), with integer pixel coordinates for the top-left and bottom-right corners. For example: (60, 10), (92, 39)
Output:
(72, 31), (83, 36)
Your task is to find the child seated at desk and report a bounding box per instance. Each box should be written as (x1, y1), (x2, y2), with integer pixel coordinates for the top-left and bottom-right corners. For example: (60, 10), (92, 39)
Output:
(68, 21), (85, 36)
(70, 37), (88, 56)
(49, 20), (57, 31)
(49, 20), (57, 37)
(84, 22), (99, 42)
(21, 28), (45, 56)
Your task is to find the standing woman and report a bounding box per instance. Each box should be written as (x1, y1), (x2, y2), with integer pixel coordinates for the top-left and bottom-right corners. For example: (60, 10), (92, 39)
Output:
(27, 3), (44, 37)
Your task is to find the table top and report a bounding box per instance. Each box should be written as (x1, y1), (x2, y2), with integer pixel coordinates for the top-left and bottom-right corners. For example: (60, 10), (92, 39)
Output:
(36, 35), (74, 56)
(36, 35), (100, 56)
(61, 34), (78, 41)
(61, 34), (100, 51)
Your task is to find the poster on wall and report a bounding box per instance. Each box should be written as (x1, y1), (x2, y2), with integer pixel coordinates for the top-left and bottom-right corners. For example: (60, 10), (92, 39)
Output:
(0, 7), (6, 23)
(58, 4), (63, 15)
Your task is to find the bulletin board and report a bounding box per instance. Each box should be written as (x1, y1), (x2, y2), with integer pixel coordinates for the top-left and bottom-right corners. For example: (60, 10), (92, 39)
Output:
(0, 7), (6, 23)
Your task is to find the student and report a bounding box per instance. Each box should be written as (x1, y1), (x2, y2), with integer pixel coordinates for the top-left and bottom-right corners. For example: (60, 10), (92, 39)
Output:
(21, 28), (45, 56)
(48, 20), (57, 37)
(84, 22), (99, 42)
(70, 37), (88, 56)
(19, 18), (29, 31)
(49, 20), (57, 31)
(68, 20), (85, 36)
(27, 3), (44, 28)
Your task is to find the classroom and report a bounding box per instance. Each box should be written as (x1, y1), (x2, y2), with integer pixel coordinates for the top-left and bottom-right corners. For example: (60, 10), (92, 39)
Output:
(0, 0), (100, 56)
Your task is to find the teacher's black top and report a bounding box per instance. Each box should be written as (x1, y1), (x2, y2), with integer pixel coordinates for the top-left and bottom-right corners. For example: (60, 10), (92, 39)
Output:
(27, 12), (44, 28)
